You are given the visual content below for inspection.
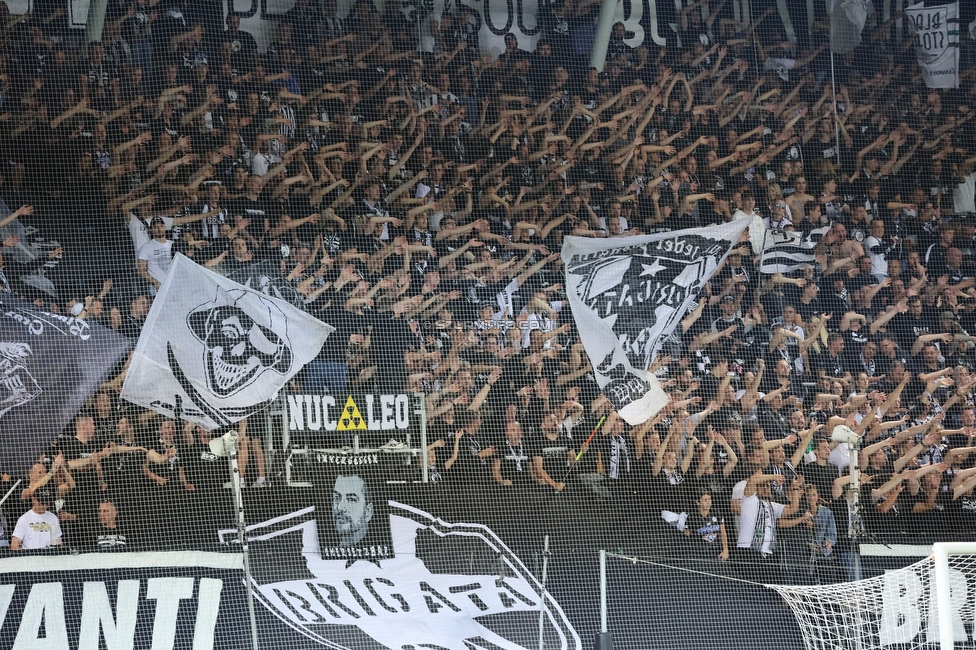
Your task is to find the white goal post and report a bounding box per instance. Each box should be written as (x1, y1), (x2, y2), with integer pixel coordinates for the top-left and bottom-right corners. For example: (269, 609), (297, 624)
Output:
(933, 542), (976, 650)
(769, 542), (976, 650)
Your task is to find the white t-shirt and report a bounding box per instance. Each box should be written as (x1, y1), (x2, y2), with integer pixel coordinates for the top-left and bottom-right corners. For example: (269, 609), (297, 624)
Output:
(138, 239), (174, 284)
(731, 208), (759, 222)
(597, 215), (629, 236)
(952, 171), (976, 214)
(128, 215), (174, 253)
(418, 12), (443, 53)
(863, 234), (889, 277)
(737, 493), (786, 554)
(12, 509), (62, 549)
(251, 151), (280, 177)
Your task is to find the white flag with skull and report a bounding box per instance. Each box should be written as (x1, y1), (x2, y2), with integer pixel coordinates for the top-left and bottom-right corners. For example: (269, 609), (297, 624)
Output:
(122, 254), (334, 429)
(561, 220), (752, 426)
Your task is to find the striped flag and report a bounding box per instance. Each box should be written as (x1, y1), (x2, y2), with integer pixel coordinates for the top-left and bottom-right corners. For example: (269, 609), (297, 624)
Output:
(747, 217), (830, 274)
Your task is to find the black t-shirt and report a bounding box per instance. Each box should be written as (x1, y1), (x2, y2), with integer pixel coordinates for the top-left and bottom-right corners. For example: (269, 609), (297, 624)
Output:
(889, 312), (937, 350)
(686, 510), (724, 549)
(649, 468), (689, 512)
(93, 415), (118, 447)
(93, 521), (129, 550)
(150, 438), (185, 487)
(494, 437), (531, 486)
(791, 297), (824, 323)
(907, 485), (950, 533)
(809, 349), (848, 381)
(457, 278), (511, 321)
(223, 29), (258, 70)
(842, 326), (872, 363)
(104, 440), (146, 494)
(876, 348), (910, 378)
(945, 491), (976, 532)
(759, 405), (792, 441)
(58, 437), (101, 492)
(801, 461), (840, 498)
(182, 440), (227, 491)
(457, 432), (492, 485)
(228, 195), (270, 224)
(526, 431), (570, 485)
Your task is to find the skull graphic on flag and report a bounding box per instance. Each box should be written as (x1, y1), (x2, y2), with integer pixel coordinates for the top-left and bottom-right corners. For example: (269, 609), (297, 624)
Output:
(121, 254), (333, 430)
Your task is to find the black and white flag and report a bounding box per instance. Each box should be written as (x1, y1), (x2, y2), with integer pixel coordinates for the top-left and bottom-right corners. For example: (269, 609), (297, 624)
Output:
(906, 2), (960, 89)
(748, 217), (830, 274)
(0, 294), (131, 474)
(829, 0), (871, 53)
(225, 259), (307, 311)
(121, 254), (334, 429)
(561, 221), (751, 426)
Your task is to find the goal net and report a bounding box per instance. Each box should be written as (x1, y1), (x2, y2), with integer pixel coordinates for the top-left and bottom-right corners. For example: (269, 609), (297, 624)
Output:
(769, 543), (976, 650)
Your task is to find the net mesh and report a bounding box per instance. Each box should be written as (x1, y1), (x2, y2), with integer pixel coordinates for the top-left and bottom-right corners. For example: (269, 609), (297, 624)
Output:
(770, 552), (976, 650)
(0, 0), (974, 648)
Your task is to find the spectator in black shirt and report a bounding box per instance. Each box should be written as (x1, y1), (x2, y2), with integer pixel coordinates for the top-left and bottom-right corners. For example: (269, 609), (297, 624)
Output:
(91, 500), (129, 550)
(876, 335), (911, 377)
(120, 293), (150, 339)
(801, 438), (841, 501)
(810, 332), (852, 390)
(820, 275), (851, 319)
(925, 224), (954, 271)
(889, 297), (936, 351)
(222, 13), (257, 73)
(790, 281), (823, 327)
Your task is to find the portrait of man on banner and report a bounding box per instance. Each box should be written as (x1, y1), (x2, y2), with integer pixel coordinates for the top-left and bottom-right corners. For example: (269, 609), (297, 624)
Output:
(312, 456), (394, 561)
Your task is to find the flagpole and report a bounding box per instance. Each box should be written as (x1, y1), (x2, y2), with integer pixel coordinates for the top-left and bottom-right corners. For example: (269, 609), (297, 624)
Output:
(831, 51), (841, 173)
(0, 479), (21, 508)
(207, 422), (261, 650)
(755, 225), (769, 298)
(227, 435), (262, 650)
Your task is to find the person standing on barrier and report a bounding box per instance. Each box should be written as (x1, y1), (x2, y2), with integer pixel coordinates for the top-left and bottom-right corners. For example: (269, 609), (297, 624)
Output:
(735, 472), (804, 584)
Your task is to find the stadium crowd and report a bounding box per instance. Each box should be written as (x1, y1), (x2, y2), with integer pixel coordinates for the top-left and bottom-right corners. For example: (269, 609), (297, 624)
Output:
(1, 0), (976, 583)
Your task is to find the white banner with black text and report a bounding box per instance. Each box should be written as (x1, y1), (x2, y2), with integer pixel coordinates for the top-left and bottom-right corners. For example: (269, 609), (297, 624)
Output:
(906, 2), (960, 89)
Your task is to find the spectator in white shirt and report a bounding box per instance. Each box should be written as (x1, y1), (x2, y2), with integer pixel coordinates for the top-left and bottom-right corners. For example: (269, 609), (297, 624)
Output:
(137, 217), (174, 292)
(11, 487), (62, 550)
